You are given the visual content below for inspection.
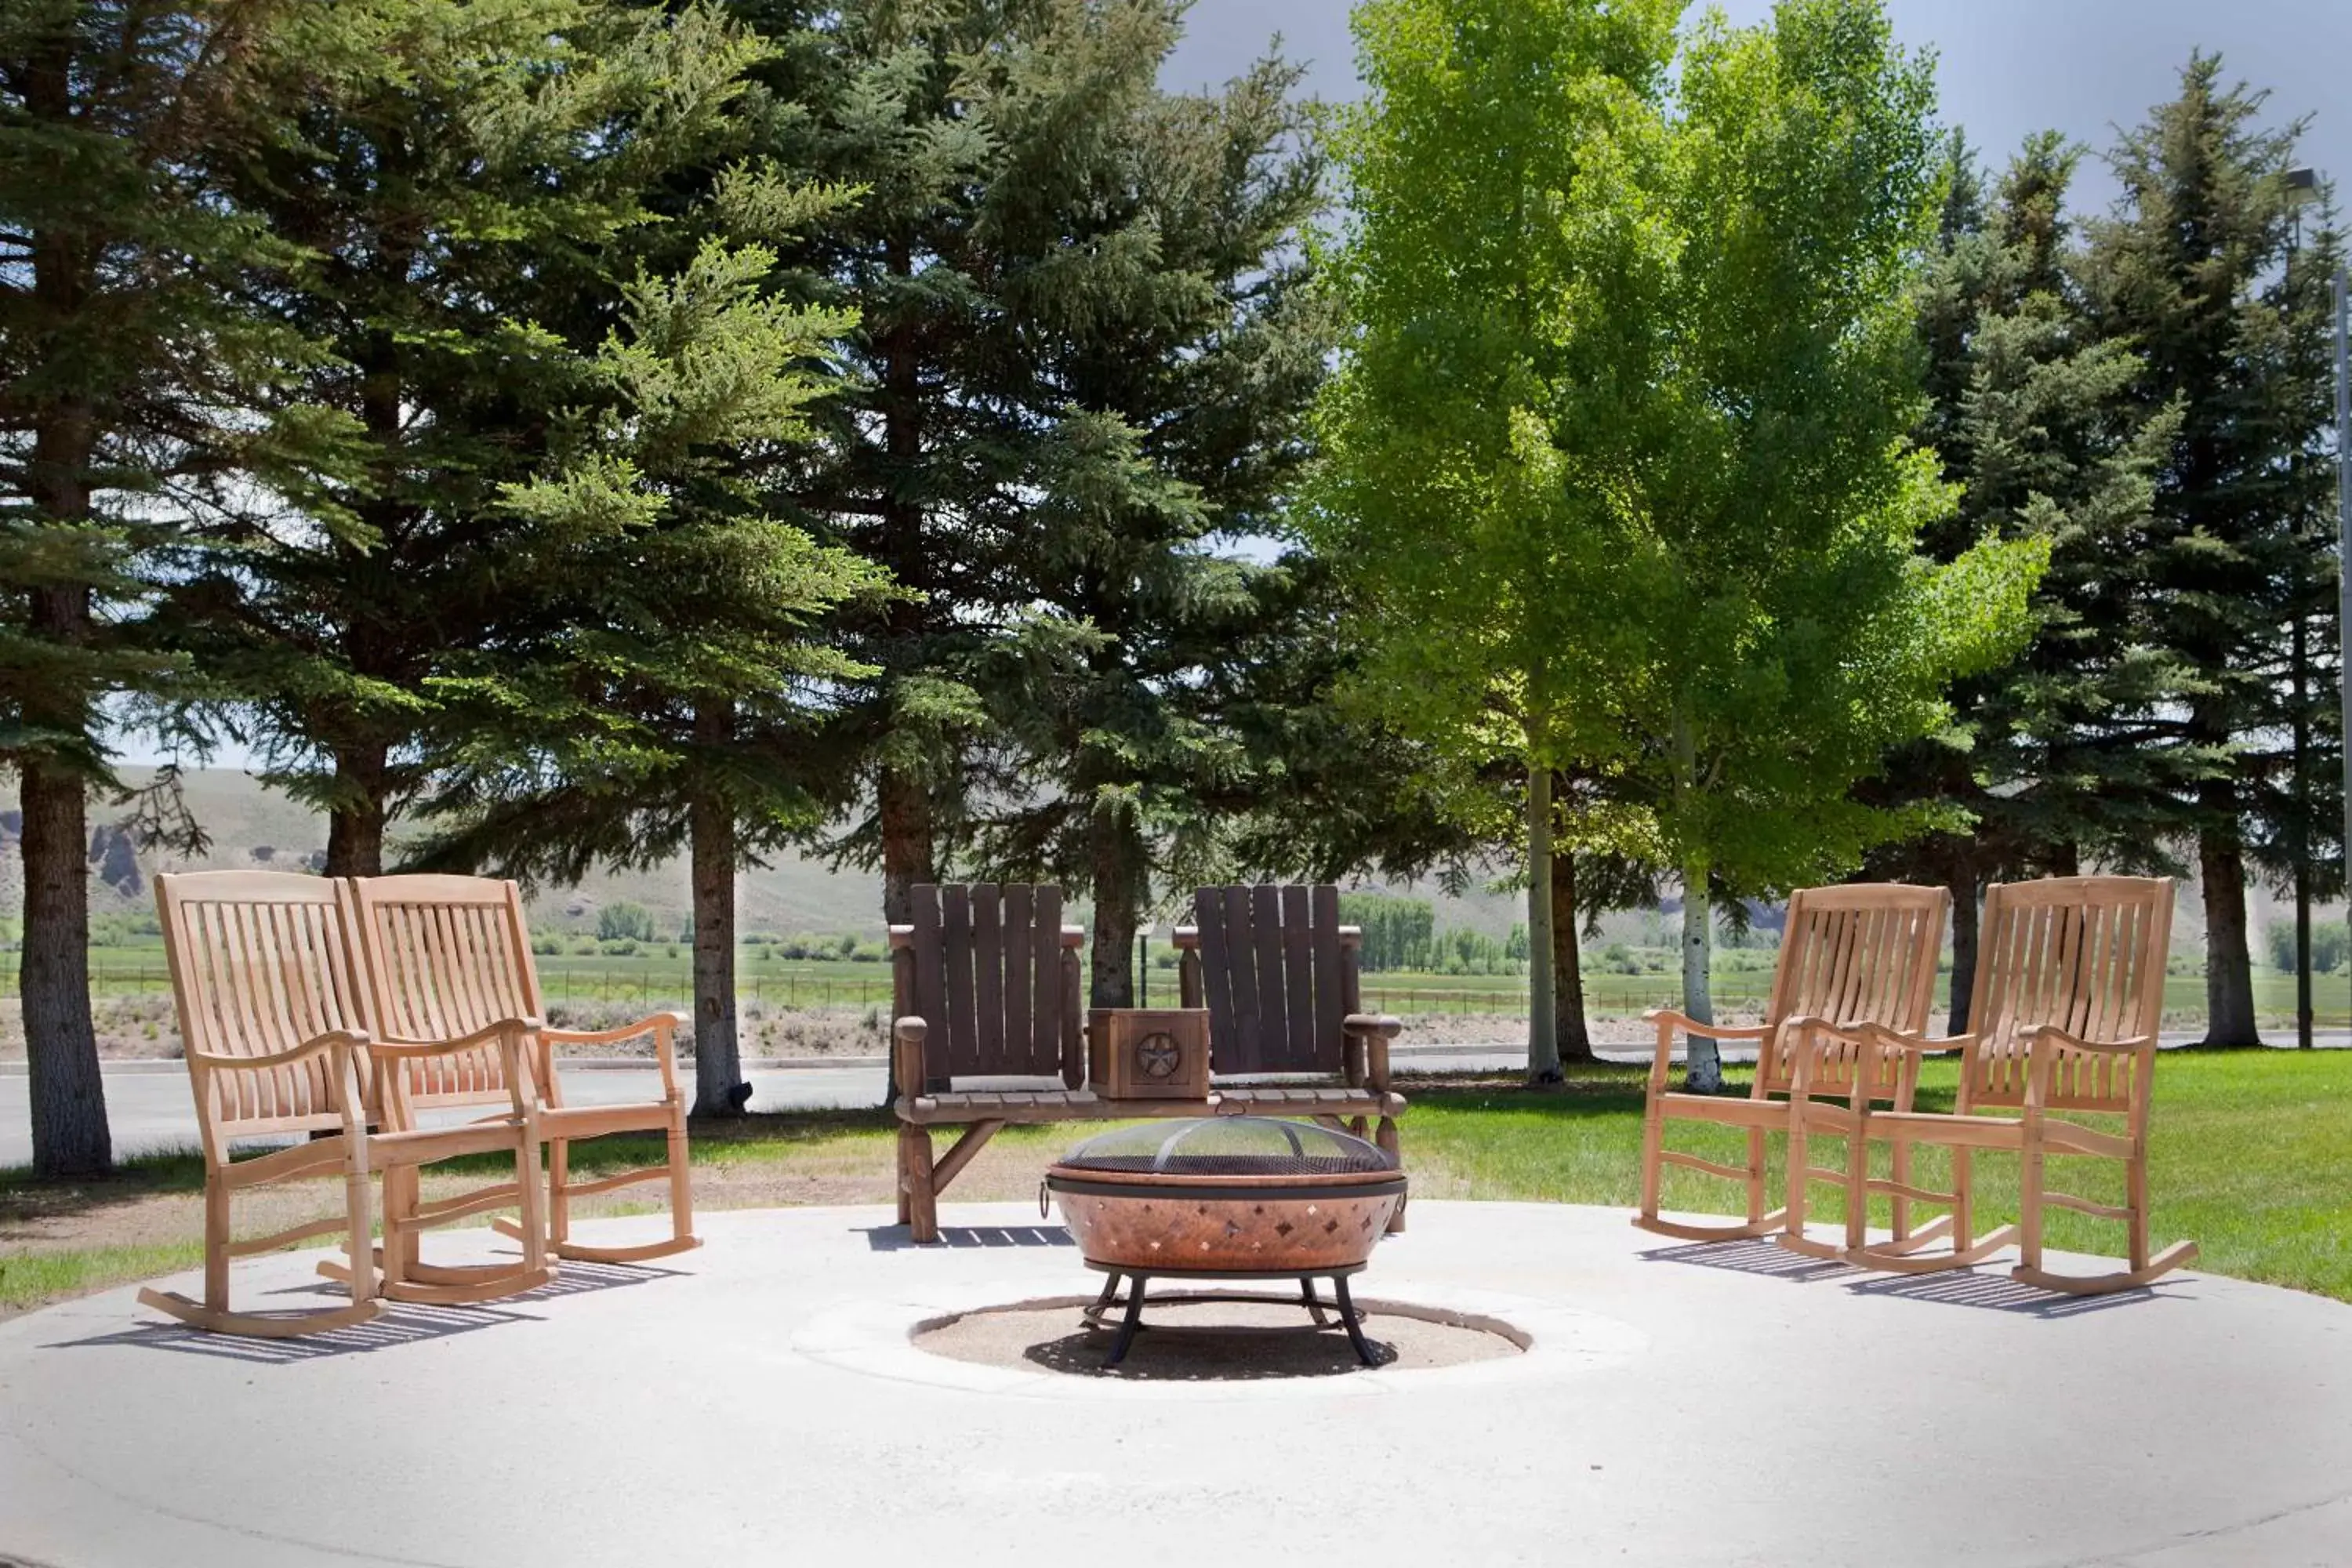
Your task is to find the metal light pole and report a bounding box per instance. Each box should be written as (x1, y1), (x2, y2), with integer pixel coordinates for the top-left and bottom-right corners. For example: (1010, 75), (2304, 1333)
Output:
(2336, 257), (2350, 1046)
(2285, 168), (2321, 1045)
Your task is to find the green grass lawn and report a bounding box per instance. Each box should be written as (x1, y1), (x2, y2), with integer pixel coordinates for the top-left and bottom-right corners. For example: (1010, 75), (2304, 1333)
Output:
(4, 1048), (2346, 1316)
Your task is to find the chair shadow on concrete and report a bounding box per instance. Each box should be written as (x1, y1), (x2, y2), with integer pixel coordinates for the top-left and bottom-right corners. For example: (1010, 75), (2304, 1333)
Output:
(1635, 1236), (1859, 1283)
(862, 1223), (1075, 1252)
(43, 1258), (684, 1366)
(1838, 1266), (2171, 1319)
(1635, 1236), (2172, 1319)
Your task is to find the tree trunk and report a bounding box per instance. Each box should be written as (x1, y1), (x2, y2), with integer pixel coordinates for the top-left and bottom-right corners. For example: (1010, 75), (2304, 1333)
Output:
(20, 742), (109, 1177)
(322, 744), (389, 877)
(1525, 765), (1561, 1083)
(690, 706), (743, 1116)
(1550, 841), (1594, 1065)
(1946, 861), (1979, 1035)
(877, 766), (933, 927)
(18, 191), (109, 1173)
(1087, 800), (1142, 1010)
(2198, 827), (2260, 1046)
(1681, 859), (1721, 1092)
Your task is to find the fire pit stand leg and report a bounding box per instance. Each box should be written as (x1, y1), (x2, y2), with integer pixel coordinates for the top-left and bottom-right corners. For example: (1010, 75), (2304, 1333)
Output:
(1105, 1274), (1149, 1367)
(1331, 1273), (1377, 1367)
(1299, 1276), (1332, 1327)
(1091, 1271), (1123, 1316)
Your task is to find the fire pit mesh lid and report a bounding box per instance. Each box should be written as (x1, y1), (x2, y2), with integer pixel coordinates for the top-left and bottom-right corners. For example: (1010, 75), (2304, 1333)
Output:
(1053, 1116), (1397, 1178)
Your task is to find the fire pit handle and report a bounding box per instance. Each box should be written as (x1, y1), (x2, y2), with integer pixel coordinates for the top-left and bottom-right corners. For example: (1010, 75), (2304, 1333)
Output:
(1039, 1181), (1051, 1221)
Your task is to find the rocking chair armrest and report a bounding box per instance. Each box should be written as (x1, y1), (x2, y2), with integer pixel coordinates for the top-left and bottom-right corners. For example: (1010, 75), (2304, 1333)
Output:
(184, 1029), (370, 1073)
(539, 1013), (682, 1048)
(368, 1018), (539, 1060)
(1641, 1010), (1769, 1044)
(2020, 1025), (2156, 1059)
(543, 1011), (688, 1098)
(1810, 1019), (1965, 1057)
(1342, 1013), (1403, 1039)
(1641, 1011), (1766, 1092)
(372, 1019), (539, 1124)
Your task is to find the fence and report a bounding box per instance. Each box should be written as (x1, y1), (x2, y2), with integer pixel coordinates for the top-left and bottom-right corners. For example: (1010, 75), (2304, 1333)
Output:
(13, 956), (2352, 1027)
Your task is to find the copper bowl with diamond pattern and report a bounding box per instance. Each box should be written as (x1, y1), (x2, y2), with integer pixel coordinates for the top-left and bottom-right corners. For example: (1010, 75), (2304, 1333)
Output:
(1044, 1117), (1405, 1273)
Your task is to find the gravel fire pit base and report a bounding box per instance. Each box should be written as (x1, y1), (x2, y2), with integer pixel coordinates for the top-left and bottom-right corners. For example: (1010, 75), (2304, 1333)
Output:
(911, 1293), (1526, 1381)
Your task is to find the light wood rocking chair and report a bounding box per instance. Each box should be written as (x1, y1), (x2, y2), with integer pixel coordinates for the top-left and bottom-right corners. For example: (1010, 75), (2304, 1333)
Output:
(1635, 884), (1948, 1245)
(346, 874), (699, 1270)
(1802, 875), (2197, 1294)
(139, 872), (548, 1336)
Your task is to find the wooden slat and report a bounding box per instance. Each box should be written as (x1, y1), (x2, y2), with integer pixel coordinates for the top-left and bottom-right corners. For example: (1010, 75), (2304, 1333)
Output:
(1195, 888), (1239, 1069)
(1032, 886), (1063, 1076)
(1223, 887), (1261, 1072)
(1660, 1149), (1751, 1183)
(909, 886), (946, 1084)
(1251, 885), (1288, 1069)
(1269, 885), (1309, 1073)
(1310, 884), (1345, 1073)
(1002, 885), (1035, 1076)
(942, 885), (977, 1077)
(971, 884), (1004, 1071)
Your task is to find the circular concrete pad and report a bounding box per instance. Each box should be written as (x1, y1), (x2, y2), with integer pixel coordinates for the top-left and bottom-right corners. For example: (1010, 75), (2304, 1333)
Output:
(2, 1202), (2349, 1568)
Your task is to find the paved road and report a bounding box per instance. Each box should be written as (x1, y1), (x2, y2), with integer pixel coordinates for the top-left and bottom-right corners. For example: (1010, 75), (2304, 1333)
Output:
(3, 1032), (2341, 1168)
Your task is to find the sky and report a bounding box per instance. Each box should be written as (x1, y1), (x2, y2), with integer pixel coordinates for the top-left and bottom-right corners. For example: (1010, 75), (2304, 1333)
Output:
(1163, 0), (2352, 215)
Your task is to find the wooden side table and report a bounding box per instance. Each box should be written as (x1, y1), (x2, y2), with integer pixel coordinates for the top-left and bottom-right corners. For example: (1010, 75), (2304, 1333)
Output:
(1087, 1007), (1212, 1101)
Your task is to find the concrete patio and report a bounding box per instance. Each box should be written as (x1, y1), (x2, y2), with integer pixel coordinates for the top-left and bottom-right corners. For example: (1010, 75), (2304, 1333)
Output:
(2, 1201), (2347, 1567)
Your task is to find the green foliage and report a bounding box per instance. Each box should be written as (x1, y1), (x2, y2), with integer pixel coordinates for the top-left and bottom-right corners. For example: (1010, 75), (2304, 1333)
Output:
(735, 1), (1338, 1004)
(2075, 53), (2341, 1040)
(1314, 0), (2041, 1080)
(1867, 132), (2180, 894)
(1339, 893), (1436, 971)
(597, 902), (658, 943)
(2265, 920), (2349, 977)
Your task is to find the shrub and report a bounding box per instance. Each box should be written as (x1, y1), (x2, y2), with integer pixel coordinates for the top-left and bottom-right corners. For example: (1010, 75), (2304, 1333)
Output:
(597, 902), (656, 942)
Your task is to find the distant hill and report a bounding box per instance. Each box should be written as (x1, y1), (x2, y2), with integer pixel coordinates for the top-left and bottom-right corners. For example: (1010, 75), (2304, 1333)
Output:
(0, 768), (2311, 953)
(1, 768), (884, 938)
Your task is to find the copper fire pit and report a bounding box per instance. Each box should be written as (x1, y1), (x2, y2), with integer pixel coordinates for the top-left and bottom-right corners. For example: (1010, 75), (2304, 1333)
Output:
(1043, 1118), (1406, 1366)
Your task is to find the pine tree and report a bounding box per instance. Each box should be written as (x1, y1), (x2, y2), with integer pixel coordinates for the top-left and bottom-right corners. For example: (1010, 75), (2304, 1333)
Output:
(1864, 132), (2181, 1025)
(0, 2), (362, 1175)
(967, 31), (1334, 1004)
(2078, 54), (2341, 1045)
(412, 232), (888, 1116)
(740, 0), (1319, 935)
(159, 2), (768, 876)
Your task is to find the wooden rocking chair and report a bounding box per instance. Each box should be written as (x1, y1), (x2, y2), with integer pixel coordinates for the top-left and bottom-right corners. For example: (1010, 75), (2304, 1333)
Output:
(1805, 875), (2197, 1294)
(138, 872), (548, 1337)
(1635, 884), (1947, 1246)
(346, 874), (699, 1271)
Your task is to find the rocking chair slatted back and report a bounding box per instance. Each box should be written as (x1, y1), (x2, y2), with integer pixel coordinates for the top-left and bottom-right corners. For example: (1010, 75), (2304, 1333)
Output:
(891, 884), (1082, 1085)
(1755, 884), (1949, 1099)
(347, 874), (545, 1112)
(1962, 877), (2173, 1115)
(155, 872), (368, 1149)
(1185, 884), (1352, 1076)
